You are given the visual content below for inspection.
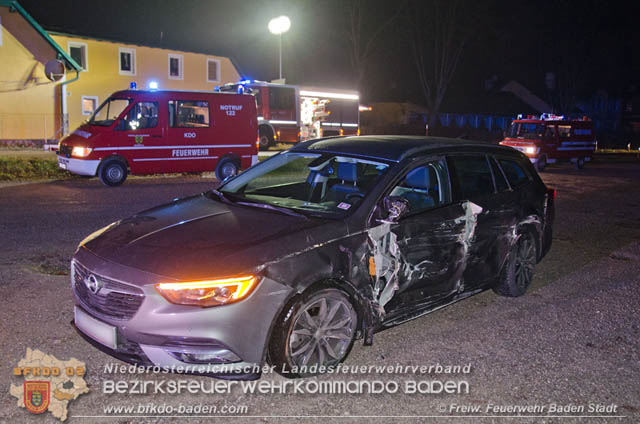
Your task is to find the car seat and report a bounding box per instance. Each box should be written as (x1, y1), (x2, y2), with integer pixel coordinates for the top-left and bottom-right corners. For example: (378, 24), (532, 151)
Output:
(403, 167), (436, 211)
(328, 162), (362, 202)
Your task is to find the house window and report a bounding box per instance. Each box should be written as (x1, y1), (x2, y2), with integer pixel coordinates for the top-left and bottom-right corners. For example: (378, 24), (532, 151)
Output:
(168, 54), (183, 80)
(0, 16), (3, 46)
(68, 42), (88, 71)
(81, 96), (98, 116)
(118, 47), (136, 75)
(206, 58), (220, 83)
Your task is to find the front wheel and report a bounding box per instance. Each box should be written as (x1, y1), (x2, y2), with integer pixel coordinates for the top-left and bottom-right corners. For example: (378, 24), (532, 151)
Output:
(493, 232), (537, 297)
(269, 287), (358, 378)
(98, 159), (127, 187)
(575, 157), (585, 169)
(535, 155), (547, 172)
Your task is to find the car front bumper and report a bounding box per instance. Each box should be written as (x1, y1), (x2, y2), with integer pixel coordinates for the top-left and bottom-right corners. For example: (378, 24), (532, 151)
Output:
(71, 247), (293, 377)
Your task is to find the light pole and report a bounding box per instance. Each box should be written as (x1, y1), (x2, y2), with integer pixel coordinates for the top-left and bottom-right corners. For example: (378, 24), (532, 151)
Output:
(268, 15), (291, 80)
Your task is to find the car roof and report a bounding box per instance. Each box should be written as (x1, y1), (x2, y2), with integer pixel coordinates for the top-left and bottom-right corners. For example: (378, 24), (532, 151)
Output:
(291, 135), (519, 162)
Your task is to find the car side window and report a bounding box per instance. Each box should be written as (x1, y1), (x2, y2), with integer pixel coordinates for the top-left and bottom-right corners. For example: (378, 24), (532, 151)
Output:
(389, 159), (450, 215)
(120, 102), (158, 130)
(489, 156), (510, 192)
(447, 155), (495, 200)
(498, 158), (530, 188)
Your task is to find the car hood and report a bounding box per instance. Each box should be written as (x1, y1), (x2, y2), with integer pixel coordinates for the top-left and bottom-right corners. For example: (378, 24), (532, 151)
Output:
(81, 193), (347, 282)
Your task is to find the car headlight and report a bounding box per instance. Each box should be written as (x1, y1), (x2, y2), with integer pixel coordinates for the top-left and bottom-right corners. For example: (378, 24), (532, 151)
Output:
(72, 146), (93, 157)
(525, 146), (537, 155)
(155, 275), (258, 307)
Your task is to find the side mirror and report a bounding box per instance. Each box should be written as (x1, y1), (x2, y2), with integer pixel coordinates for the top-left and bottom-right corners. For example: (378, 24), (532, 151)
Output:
(382, 196), (410, 222)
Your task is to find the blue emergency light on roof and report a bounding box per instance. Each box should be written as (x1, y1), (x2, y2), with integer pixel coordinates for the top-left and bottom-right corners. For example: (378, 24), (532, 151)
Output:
(240, 79), (253, 84)
(130, 82), (137, 90)
(148, 81), (159, 90)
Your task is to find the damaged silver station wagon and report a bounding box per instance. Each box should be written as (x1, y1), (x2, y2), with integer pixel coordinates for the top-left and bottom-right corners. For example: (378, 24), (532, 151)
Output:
(72, 136), (555, 378)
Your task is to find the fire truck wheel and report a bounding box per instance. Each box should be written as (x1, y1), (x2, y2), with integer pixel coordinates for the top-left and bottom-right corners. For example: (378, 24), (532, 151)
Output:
(98, 159), (127, 187)
(535, 155), (547, 172)
(575, 157), (585, 170)
(215, 157), (239, 181)
(493, 231), (537, 297)
(259, 134), (273, 151)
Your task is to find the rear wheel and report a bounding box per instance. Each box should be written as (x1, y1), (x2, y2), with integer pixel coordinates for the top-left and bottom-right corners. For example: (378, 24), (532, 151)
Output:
(493, 232), (537, 297)
(215, 157), (238, 181)
(269, 287), (358, 378)
(258, 129), (273, 151)
(575, 157), (585, 169)
(535, 154), (547, 172)
(98, 159), (127, 187)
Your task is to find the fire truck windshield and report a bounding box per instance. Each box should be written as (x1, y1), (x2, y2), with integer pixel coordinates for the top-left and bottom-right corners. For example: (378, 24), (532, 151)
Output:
(90, 98), (131, 126)
(507, 122), (545, 140)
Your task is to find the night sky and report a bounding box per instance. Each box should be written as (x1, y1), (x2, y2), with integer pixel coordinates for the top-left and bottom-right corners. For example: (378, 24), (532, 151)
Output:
(19, 0), (639, 108)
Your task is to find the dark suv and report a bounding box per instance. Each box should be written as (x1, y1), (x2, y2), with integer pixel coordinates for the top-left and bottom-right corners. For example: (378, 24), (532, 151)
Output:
(72, 136), (555, 378)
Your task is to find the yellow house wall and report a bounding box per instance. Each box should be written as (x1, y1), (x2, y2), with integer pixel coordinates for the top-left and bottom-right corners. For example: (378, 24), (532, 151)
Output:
(0, 7), (60, 140)
(51, 34), (241, 133)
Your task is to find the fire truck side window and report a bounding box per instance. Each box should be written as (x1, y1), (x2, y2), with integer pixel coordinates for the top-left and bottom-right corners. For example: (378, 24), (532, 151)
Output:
(558, 126), (572, 138)
(120, 102), (158, 130)
(169, 100), (210, 128)
(269, 87), (295, 110)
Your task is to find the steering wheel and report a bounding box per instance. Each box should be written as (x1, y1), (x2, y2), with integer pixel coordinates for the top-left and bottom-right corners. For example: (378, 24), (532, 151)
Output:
(346, 192), (364, 202)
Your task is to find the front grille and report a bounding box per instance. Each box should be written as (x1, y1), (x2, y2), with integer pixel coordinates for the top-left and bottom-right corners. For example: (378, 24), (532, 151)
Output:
(59, 144), (72, 157)
(72, 261), (144, 321)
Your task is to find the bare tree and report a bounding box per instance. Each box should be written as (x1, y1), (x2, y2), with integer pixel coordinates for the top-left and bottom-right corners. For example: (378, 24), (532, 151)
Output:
(346, 0), (404, 91)
(408, 0), (467, 126)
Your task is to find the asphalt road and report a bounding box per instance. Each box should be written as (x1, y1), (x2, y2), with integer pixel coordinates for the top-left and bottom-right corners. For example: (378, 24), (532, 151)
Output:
(1, 161), (640, 423)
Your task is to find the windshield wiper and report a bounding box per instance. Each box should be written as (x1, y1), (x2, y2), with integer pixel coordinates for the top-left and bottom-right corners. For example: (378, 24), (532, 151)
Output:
(235, 200), (308, 219)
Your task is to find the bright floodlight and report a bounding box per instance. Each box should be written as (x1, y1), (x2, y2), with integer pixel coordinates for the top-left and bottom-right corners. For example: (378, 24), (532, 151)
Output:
(268, 15), (291, 35)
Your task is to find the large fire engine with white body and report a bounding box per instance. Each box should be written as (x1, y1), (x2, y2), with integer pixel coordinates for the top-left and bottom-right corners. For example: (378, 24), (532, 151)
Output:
(219, 81), (360, 150)
(500, 114), (596, 171)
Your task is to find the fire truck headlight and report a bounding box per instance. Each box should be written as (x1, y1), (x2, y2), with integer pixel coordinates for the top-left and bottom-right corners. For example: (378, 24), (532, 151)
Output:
(72, 146), (93, 157)
(525, 146), (537, 155)
(155, 275), (259, 307)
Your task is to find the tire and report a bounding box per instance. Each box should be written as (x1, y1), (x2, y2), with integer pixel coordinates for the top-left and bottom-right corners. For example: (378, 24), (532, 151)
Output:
(98, 159), (127, 187)
(258, 131), (273, 151)
(269, 287), (359, 378)
(575, 157), (585, 170)
(535, 155), (547, 172)
(215, 157), (239, 181)
(493, 231), (537, 297)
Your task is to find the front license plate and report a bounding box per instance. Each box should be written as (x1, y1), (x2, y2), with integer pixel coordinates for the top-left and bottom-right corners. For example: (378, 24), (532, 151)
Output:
(58, 158), (68, 169)
(74, 307), (117, 350)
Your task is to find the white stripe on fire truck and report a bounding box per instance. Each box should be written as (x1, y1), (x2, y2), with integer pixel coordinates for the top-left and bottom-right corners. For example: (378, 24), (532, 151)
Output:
(132, 156), (219, 162)
(93, 145), (251, 151)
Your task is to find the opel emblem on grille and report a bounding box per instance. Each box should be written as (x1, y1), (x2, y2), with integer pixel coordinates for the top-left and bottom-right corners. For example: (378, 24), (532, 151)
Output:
(84, 274), (101, 294)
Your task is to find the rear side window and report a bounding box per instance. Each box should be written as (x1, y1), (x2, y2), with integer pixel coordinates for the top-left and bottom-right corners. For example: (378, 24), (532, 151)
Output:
(448, 155), (494, 200)
(169, 100), (210, 128)
(498, 159), (530, 188)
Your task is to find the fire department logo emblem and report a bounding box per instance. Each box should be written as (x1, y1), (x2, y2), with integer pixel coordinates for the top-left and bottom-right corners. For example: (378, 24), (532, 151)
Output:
(24, 381), (50, 414)
(134, 135), (144, 144)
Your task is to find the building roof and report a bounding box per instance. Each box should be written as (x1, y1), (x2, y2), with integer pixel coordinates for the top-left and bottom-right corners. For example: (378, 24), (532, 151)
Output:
(0, 1), (81, 71)
(293, 135), (516, 163)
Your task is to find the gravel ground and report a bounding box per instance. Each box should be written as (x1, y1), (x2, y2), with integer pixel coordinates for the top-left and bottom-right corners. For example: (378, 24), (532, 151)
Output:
(0, 162), (639, 423)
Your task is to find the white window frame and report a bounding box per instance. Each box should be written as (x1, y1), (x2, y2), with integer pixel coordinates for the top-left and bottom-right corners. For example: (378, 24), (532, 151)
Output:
(0, 16), (3, 46)
(206, 58), (220, 83)
(168, 53), (183, 80)
(68, 41), (89, 71)
(81, 95), (99, 116)
(118, 47), (136, 76)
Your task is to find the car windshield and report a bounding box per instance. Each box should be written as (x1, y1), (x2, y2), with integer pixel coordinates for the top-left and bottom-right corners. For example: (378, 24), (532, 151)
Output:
(89, 98), (131, 126)
(217, 152), (390, 217)
(506, 122), (546, 140)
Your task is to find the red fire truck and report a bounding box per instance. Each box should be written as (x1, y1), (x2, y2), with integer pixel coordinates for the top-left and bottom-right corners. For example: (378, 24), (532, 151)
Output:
(500, 114), (596, 171)
(57, 89), (258, 186)
(219, 81), (360, 150)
